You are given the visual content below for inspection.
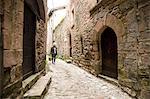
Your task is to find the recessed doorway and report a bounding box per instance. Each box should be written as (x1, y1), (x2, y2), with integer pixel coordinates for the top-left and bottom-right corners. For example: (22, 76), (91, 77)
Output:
(101, 27), (118, 79)
(23, 3), (36, 79)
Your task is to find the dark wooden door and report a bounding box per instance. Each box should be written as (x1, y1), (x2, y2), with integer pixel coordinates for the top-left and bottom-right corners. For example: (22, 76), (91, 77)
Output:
(23, 3), (36, 79)
(101, 27), (118, 79)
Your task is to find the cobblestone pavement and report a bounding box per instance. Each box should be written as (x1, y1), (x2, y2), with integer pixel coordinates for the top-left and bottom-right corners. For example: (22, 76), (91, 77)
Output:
(44, 59), (132, 99)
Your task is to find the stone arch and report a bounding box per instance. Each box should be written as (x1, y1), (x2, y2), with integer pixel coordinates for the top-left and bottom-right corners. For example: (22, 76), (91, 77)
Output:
(94, 14), (125, 79)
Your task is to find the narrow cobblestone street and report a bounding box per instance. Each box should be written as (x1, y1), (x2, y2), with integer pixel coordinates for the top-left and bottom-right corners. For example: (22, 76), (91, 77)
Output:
(44, 59), (132, 99)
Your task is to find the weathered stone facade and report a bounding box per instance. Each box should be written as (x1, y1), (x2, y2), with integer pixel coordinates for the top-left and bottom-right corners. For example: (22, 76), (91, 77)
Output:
(36, 20), (47, 72)
(0, 0), (47, 98)
(53, 0), (150, 98)
(53, 16), (71, 59)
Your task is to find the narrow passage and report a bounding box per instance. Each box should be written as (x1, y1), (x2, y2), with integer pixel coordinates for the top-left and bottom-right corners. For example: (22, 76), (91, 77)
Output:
(44, 59), (131, 99)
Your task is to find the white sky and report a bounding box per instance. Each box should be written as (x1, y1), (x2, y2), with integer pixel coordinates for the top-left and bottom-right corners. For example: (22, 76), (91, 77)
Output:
(47, 0), (69, 10)
(47, 0), (69, 29)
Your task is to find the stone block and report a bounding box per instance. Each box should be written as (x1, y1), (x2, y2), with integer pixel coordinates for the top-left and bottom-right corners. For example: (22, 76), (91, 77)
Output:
(4, 0), (12, 13)
(140, 53), (150, 66)
(94, 18), (105, 33)
(138, 67), (149, 79)
(93, 52), (100, 60)
(139, 41), (150, 53)
(138, 4), (150, 42)
(126, 51), (137, 59)
(10, 65), (22, 83)
(16, 0), (24, 12)
(4, 50), (17, 68)
(126, 10), (139, 35)
(140, 79), (150, 89)
(92, 44), (98, 52)
(124, 58), (138, 79)
(3, 29), (11, 49)
(2, 80), (22, 98)
(3, 68), (11, 87)
(12, 25), (23, 49)
(118, 68), (127, 79)
(126, 33), (137, 42)
(4, 50), (22, 68)
(139, 31), (150, 41)
(0, 0), (3, 14)
(15, 50), (23, 65)
(124, 42), (137, 50)
(139, 90), (150, 99)
(119, 0), (134, 15)
(92, 60), (101, 75)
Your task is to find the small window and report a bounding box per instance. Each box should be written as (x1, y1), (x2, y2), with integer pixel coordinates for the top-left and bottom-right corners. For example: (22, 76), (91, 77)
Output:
(71, 8), (75, 28)
(80, 36), (84, 54)
(69, 34), (72, 57)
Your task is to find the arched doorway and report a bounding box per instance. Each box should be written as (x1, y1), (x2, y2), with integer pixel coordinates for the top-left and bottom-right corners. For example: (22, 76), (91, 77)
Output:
(101, 27), (118, 79)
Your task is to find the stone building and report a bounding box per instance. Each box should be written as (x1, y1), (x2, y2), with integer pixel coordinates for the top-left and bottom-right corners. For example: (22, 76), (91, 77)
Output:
(0, 0), (47, 98)
(53, 0), (150, 98)
(53, 16), (71, 59)
(47, 6), (67, 56)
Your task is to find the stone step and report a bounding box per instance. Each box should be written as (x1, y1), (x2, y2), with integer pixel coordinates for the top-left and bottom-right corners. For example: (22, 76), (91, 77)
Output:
(22, 71), (44, 93)
(22, 71), (44, 94)
(98, 74), (119, 87)
(23, 72), (51, 99)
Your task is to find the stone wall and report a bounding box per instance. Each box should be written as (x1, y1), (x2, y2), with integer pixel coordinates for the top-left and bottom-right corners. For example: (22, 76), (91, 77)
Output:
(2, 0), (24, 98)
(54, 0), (150, 98)
(69, 0), (98, 74)
(36, 20), (47, 72)
(90, 0), (150, 98)
(53, 17), (71, 59)
(136, 0), (150, 98)
(1, 0), (47, 98)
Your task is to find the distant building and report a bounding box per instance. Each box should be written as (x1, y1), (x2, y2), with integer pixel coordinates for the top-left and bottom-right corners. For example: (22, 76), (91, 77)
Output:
(47, 5), (67, 56)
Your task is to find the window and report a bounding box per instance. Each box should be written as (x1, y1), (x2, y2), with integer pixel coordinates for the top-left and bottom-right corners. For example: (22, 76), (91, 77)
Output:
(80, 36), (84, 54)
(71, 8), (75, 28)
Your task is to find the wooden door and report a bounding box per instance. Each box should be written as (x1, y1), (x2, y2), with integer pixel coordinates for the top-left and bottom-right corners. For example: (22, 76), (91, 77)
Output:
(23, 3), (36, 79)
(101, 27), (118, 79)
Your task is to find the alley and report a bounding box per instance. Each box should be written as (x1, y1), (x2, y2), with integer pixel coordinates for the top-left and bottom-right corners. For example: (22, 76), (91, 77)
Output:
(44, 59), (132, 99)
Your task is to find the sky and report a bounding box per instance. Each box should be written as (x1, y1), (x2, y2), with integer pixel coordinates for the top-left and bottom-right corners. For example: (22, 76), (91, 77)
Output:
(47, 0), (69, 10)
(47, 0), (69, 29)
